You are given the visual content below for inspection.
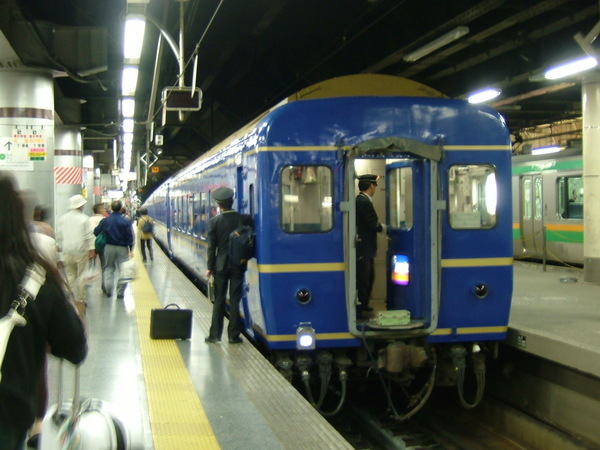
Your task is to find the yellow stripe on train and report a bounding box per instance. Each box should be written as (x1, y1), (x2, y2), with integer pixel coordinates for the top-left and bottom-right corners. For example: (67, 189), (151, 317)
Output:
(431, 326), (509, 336)
(440, 257), (513, 268)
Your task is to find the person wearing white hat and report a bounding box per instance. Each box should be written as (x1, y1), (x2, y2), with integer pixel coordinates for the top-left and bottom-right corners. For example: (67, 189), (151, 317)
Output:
(56, 194), (96, 309)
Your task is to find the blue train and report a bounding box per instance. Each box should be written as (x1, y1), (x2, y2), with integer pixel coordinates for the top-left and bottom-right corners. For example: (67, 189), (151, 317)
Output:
(143, 74), (513, 417)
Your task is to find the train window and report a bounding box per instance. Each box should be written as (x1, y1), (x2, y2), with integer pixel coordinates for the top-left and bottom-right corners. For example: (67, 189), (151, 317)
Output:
(280, 166), (333, 233)
(389, 167), (413, 230)
(196, 192), (208, 238)
(534, 177), (543, 220)
(557, 176), (583, 219)
(522, 178), (532, 220)
(448, 165), (497, 229)
(189, 194), (196, 235)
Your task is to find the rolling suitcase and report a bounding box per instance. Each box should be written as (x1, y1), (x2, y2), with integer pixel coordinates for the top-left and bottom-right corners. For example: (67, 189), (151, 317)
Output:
(40, 360), (128, 449)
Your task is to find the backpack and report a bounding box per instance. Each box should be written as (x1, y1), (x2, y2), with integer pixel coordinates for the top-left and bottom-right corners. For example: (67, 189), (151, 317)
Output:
(142, 218), (154, 234)
(228, 224), (255, 270)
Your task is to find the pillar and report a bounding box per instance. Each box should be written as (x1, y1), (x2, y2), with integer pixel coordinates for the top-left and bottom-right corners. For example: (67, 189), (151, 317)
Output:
(582, 73), (600, 283)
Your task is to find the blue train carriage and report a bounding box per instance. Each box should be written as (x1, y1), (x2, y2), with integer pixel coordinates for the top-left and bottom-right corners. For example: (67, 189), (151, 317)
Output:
(144, 74), (513, 413)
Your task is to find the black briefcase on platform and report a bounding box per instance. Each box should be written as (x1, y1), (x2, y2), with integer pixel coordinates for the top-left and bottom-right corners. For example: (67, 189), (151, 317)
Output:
(150, 303), (193, 340)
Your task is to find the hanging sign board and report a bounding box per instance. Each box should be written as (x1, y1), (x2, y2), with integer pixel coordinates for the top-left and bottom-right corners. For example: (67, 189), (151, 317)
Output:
(162, 87), (203, 111)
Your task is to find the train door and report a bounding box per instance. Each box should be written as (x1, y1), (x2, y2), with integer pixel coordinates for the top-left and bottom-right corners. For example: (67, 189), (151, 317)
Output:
(520, 174), (544, 255)
(345, 138), (442, 335)
(386, 160), (432, 323)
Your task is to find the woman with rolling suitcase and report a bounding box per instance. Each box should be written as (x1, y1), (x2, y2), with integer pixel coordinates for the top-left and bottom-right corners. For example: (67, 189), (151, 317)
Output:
(0, 172), (88, 449)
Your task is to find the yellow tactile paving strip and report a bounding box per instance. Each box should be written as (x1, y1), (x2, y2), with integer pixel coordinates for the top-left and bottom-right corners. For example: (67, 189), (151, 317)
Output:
(130, 254), (220, 450)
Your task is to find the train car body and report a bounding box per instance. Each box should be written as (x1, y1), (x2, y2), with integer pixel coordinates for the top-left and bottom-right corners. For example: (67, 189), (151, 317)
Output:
(512, 148), (583, 265)
(144, 74), (513, 414)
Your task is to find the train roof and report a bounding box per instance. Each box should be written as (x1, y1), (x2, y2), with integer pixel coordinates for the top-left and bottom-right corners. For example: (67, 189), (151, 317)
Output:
(163, 74), (506, 187)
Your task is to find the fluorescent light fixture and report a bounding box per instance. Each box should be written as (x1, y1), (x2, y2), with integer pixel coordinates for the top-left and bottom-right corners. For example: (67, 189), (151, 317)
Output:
(122, 98), (135, 117)
(123, 118), (134, 133)
(532, 146), (562, 155)
(123, 132), (134, 144)
(121, 66), (139, 96)
(468, 88), (501, 104)
(124, 16), (146, 60)
(544, 56), (598, 80)
(404, 26), (469, 62)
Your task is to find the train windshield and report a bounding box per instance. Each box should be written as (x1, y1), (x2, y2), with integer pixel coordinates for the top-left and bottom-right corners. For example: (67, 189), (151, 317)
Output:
(448, 164), (497, 229)
(280, 165), (333, 233)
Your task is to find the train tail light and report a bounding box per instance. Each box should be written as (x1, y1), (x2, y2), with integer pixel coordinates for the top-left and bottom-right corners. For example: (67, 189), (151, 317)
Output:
(391, 254), (410, 286)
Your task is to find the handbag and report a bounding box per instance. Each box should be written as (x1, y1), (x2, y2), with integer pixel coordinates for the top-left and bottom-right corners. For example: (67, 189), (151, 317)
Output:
(150, 303), (192, 340)
(0, 263), (46, 382)
(95, 231), (107, 253)
(119, 259), (138, 281)
(82, 259), (101, 284)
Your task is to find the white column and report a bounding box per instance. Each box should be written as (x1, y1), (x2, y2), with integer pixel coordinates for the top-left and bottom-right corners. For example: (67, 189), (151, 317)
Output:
(54, 126), (84, 220)
(0, 68), (55, 226)
(582, 73), (600, 283)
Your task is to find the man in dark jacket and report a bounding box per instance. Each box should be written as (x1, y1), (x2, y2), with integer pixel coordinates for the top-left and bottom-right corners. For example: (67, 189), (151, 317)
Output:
(356, 174), (386, 315)
(94, 200), (134, 299)
(204, 187), (253, 344)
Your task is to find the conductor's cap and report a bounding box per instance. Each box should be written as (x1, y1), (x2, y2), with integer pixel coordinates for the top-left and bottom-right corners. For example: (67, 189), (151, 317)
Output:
(358, 174), (379, 183)
(212, 187), (234, 202)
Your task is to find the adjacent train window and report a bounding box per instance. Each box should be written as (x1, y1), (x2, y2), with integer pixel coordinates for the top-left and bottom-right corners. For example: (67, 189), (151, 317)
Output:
(534, 177), (543, 220)
(448, 165), (497, 229)
(388, 167), (413, 230)
(522, 178), (532, 220)
(280, 165), (333, 233)
(558, 176), (583, 219)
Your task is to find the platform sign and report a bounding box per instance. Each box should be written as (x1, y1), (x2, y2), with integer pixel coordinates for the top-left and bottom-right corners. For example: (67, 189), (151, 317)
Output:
(0, 127), (47, 171)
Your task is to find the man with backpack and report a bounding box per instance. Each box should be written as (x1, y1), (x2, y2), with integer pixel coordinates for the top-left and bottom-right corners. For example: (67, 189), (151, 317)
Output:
(204, 187), (254, 345)
(137, 208), (154, 263)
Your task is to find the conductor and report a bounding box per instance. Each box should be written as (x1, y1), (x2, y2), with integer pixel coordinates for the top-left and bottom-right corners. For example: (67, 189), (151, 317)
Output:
(356, 174), (385, 316)
(204, 187), (253, 344)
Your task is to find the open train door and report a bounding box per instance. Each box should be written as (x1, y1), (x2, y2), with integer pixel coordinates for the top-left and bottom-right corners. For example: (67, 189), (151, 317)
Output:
(345, 137), (443, 337)
(385, 159), (435, 327)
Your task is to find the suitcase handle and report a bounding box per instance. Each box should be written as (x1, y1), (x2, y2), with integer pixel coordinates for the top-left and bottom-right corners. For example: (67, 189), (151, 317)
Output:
(164, 303), (181, 310)
(55, 359), (81, 420)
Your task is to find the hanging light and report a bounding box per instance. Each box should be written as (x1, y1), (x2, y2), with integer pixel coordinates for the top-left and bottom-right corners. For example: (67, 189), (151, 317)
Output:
(467, 88), (501, 104)
(121, 66), (139, 96)
(544, 56), (598, 80)
(124, 15), (146, 61)
(404, 27), (470, 62)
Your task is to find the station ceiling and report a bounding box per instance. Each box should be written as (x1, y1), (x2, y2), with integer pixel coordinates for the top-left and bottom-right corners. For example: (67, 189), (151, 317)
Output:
(1, 0), (598, 198)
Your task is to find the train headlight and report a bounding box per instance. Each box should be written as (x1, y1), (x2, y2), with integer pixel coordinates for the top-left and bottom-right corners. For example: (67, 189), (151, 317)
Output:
(296, 322), (316, 350)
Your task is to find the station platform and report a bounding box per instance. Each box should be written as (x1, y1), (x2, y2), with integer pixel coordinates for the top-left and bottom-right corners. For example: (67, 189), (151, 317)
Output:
(508, 261), (600, 378)
(44, 245), (352, 450)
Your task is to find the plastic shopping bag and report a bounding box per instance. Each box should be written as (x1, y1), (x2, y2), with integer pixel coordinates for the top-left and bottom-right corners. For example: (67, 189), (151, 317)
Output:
(120, 259), (138, 281)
